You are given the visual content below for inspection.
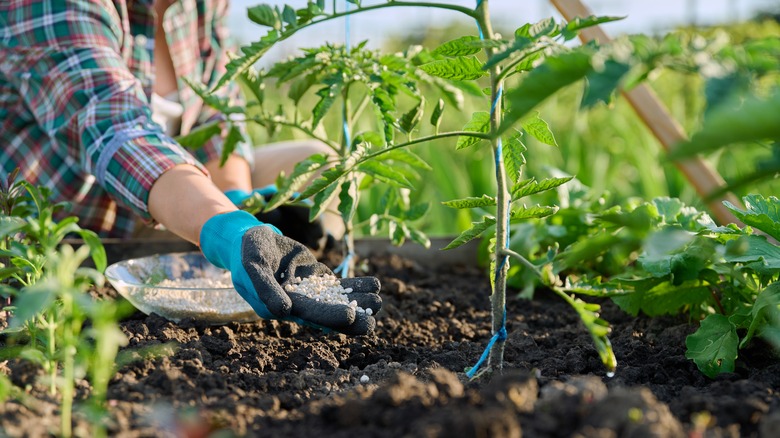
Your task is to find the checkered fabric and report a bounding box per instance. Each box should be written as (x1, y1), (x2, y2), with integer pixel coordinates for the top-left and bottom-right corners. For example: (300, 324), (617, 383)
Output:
(0, 0), (247, 237)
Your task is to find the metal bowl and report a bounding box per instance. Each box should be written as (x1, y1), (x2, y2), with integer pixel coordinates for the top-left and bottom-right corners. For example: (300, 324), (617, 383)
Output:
(104, 252), (259, 324)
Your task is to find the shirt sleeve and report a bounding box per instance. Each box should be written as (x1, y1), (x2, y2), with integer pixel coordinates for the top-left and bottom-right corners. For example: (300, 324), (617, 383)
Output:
(1, 1), (208, 224)
(190, 0), (254, 168)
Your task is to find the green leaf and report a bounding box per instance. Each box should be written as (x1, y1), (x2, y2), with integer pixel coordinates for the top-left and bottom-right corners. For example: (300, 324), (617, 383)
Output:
(358, 161), (413, 188)
(183, 77), (242, 114)
(408, 227), (431, 249)
(309, 180), (340, 222)
(213, 30), (280, 91)
(312, 84), (341, 129)
(511, 176), (573, 200)
(457, 112), (490, 149)
(266, 154), (329, 211)
(503, 131), (526, 185)
(288, 73), (318, 104)
(377, 149), (432, 171)
(566, 295), (617, 372)
(685, 314), (738, 378)
(175, 121), (222, 149)
(0, 216), (26, 239)
(338, 180), (357, 224)
(220, 125), (244, 166)
(433, 36), (483, 57)
(581, 60), (631, 108)
(419, 56), (487, 81)
(8, 285), (55, 329)
(77, 229), (107, 272)
(404, 203), (430, 221)
(399, 99), (424, 134)
(724, 195), (780, 242)
(299, 166), (347, 200)
(670, 90), (780, 159)
(741, 282), (780, 348)
(562, 15), (625, 41)
(521, 113), (558, 146)
(510, 205), (558, 221)
(281, 5), (297, 27)
(248, 5), (281, 29)
(430, 98), (445, 132)
(612, 281), (712, 317)
(371, 87), (396, 144)
(442, 195), (497, 209)
(516, 17), (560, 39)
(443, 216), (496, 250)
(723, 235), (780, 275)
(499, 50), (593, 136)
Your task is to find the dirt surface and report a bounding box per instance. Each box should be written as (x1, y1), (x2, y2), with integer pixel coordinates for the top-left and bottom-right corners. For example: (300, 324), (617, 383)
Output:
(1, 252), (779, 437)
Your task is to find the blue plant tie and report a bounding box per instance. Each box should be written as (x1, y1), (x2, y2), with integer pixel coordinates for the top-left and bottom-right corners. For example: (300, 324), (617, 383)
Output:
(466, 311), (508, 378)
(333, 249), (354, 278)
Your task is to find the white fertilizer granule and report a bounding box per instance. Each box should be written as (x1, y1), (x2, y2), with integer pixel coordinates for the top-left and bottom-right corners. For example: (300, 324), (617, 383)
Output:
(284, 273), (370, 314)
(360, 375), (370, 384)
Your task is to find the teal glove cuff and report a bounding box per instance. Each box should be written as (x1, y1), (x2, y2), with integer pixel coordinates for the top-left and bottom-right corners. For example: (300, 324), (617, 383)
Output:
(224, 185), (279, 206)
(199, 210), (281, 269)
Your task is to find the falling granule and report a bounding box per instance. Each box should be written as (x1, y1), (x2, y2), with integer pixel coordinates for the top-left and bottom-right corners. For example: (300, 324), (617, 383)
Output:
(360, 375), (370, 384)
(284, 273), (369, 314)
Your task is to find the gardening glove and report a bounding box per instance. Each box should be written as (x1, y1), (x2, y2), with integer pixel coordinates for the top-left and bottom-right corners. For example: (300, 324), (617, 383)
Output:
(225, 185), (327, 252)
(200, 210), (381, 335)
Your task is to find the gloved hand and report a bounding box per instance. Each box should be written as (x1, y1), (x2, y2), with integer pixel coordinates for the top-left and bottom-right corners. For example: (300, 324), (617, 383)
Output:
(200, 210), (381, 335)
(225, 185), (326, 252)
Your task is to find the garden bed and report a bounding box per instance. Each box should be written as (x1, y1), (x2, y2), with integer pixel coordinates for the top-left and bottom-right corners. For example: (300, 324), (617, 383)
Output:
(1, 243), (779, 437)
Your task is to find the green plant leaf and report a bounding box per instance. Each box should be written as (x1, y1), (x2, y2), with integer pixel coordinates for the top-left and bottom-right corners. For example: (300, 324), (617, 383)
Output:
(8, 284), (55, 329)
(220, 125), (244, 166)
(377, 149), (432, 171)
(430, 98), (445, 133)
(214, 30), (280, 91)
(0, 216), (26, 238)
(183, 77), (242, 114)
(266, 154), (329, 211)
(338, 180), (357, 224)
(516, 17), (560, 39)
(499, 50), (593, 136)
(404, 203), (430, 221)
(443, 216), (496, 250)
(442, 195), (497, 209)
(670, 90), (780, 159)
(581, 60), (631, 108)
(76, 229), (107, 273)
(562, 15), (625, 41)
(685, 314), (738, 378)
(723, 234), (780, 275)
(312, 84), (342, 129)
(175, 121), (222, 149)
(371, 87), (396, 144)
(723, 195), (780, 242)
(248, 5), (281, 29)
(408, 227), (431, 249)
(399, 99), (425, 134)
(299, 166), (347, 200)
(358, 161), (413, 188)
(457, 112), (490, 149)
(521, 113), (558, 146)
(612, 280), (713, 317)
(511, 176), (573, 200)
(433, 36), (483, 57)
(483, 37), (534, 71)
(419, 56), (487, 81)
(510, 205), (558, 221)
(503, 131), (526, 185)
(309, 180), (340, 221)
(741, 282), (780, 348)
(281, 4), (297, 27)
(564, 294), (617, 372)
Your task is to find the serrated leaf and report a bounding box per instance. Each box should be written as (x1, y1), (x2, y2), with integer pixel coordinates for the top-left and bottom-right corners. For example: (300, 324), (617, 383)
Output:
(567, 296), (616, 372)
(399, 99), (424, 134)
(183, 77), (242, 114)
(419, 56), (487, 81)
(443, 216), (496, 250)
(220, 125), (244, 166)
(510, 205), (558, 221)
(582, 60), (631, 108)
(503, 131), (526, 185)
(562, 15), (625, 41)
(299, 166), (347, 200)
(404, 203), (430, 221)
(309, 180), (340, 221)
(371, 87), (396, 144)
(723, 234), (780, 275)
(358, 161), (413, 188)
(724, 195), (780, 242)
(288, 73), (318, 104)
(408, 227), (431, 249)
(442, 195), (497, 209)
(338, 180), (357, 224)
(516, 17), (559, 39)
(266, 154), (330, 211)
(457, 112), (490, 149)
(685, 314), (738, 378)
(248, 5), (281, 29)
(612, 281), (712, 317)
(511, 176), (573, 200)
(433, 36), (483, 57)
(521, 113), (557, 146)
(499, 50), (593, 136)
(213, 30), (280, 91)
(175, 121), (222, 149)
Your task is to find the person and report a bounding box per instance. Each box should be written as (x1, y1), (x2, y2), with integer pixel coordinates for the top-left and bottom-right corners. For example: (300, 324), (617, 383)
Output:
(0, 0), (381, 335)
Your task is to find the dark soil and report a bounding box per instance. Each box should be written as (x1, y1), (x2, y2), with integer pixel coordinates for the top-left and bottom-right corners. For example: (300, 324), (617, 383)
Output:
(1, 252), (779, 437)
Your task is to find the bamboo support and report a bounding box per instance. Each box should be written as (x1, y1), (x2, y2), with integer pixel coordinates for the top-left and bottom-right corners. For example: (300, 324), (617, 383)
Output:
(550, 0), (744, 226)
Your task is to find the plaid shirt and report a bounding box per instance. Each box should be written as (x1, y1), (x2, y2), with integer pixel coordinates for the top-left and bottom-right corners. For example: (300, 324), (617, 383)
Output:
(0, 0), (247, 237)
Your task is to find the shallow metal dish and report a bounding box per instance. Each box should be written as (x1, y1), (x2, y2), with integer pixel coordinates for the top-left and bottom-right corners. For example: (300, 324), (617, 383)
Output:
(104, 252), (259, 324)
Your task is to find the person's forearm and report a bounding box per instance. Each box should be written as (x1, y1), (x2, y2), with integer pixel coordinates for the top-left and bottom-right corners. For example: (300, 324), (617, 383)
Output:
(148, 164), (237, 245)
(205, 154), (252, 192)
